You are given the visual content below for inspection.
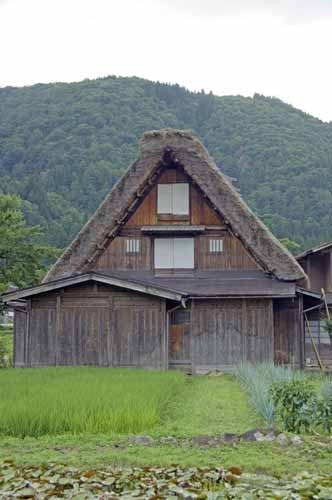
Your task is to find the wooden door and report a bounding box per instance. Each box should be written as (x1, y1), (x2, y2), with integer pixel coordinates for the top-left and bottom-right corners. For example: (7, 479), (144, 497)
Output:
(169, 309), (191, 370)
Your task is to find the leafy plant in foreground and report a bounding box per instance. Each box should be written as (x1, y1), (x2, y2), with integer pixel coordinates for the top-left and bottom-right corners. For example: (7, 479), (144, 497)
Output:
(270, 380), (315, 433)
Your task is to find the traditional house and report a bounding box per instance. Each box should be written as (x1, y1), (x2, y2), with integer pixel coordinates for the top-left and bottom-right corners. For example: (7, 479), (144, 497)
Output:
(2, 129), (316, 371)
(297, 243), (332, 367)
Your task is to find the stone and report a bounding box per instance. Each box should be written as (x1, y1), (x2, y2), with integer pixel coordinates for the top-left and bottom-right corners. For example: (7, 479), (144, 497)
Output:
(254, 431), (265, 442)
(290, 435), (303, 446)
(241, 429), (262, 442)
(160, 436), (178, 446)
(265, 432), (275, 442)
(276, 433), (288, 445)
(192, 435), (215, 447)
(221, 433), (239, 443)
(131, 435), (154, 446)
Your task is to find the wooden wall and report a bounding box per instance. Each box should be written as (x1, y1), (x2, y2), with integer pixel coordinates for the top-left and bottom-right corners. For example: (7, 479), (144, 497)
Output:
(190, 298), (274, 372)
(196, 233), (258, 270)
(14, 283), (166, 369)
(299, 252), (332, 293)
(273, 297), (303, 367)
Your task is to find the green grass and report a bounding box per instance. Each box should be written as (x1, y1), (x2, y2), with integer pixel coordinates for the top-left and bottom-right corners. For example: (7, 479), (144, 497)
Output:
(158, 374), (260, 436)
(0, 368), (184, 437)
(0, 325), (13, 357)
(0, 368), (332, 477)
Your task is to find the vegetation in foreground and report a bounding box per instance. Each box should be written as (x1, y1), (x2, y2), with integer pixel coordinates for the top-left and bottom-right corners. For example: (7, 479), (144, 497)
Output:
(0, 368), (184, 437)
(2, 460), (332, 499)
(0, 368), (332, 481)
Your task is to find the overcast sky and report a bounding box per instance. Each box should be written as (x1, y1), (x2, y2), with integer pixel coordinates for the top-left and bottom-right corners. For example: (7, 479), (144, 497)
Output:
(1, 0), (332, 122)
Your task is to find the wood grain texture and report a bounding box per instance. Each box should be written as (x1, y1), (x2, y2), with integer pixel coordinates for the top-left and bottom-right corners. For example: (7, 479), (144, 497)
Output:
(196, 233), (259, 270)
(274, 298), (302, 367)
(20, 283), (165, 369)
(191, 298), (273, 371)
(95, 236), (151, 271)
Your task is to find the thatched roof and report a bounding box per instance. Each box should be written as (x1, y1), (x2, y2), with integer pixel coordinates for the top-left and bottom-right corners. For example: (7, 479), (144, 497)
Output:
(44, 129), (306, 283)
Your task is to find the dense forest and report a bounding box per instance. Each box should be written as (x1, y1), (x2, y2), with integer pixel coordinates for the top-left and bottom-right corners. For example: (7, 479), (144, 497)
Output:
(1, 75), (332, 251)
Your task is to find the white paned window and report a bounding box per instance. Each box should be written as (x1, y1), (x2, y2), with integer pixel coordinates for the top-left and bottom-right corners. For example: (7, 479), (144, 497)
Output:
(172, 184), (189, 214)
(154, 238), (194, 269)
(157, 184), (189, 215)
(157, 184), (172, 214)
(209, 239), (223, 253)
(126, 239), (140, 254)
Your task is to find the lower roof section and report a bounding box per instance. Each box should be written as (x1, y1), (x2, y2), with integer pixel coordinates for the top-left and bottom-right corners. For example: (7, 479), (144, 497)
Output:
(1, 269), (297, 304)
(94, 269), (297, 299)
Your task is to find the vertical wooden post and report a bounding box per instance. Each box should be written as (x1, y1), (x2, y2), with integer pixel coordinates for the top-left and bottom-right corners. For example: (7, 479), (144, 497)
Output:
(298, 294), (305, 369)
(25, 299), (31, 367)
(242, 299), (247, 361)
(164, 301), (169, 371)
(108, 296), (113, 367)
(55, 295), (62, 366)
(190, 300), (195, 375)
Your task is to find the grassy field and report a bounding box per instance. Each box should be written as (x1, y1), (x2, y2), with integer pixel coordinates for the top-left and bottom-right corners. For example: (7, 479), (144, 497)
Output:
(0, 368), (183, 437)
(0, 368), (332, 479)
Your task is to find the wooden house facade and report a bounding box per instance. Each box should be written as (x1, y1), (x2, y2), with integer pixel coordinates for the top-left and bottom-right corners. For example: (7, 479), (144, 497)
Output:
(2, 129), (314, 372)
(297, 243), (332, 367)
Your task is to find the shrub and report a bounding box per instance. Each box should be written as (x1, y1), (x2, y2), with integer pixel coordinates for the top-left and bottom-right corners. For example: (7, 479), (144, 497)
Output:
(236, 362), (303, 427)
(315, 382), (332, 433)
(270, 380), (315, 433)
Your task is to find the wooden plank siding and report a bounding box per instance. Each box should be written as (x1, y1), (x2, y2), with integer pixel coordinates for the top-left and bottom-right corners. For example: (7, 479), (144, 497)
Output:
(196, 233), (258, 270)
(17, 283), (167, 369)
(273, 298), (303, 367)
(191, 298), (274, 372)
(95, 236), (151, 270)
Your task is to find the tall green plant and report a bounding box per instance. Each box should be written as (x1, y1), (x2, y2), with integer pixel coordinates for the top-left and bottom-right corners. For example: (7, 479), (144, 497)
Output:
(236, 362), (303, 427)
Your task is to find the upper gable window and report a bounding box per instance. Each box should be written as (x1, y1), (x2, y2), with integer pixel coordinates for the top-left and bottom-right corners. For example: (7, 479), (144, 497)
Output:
(157, 184), (189, 215)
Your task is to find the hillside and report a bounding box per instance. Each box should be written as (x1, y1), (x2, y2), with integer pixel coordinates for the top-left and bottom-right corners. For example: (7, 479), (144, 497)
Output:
(1, 76), (332, 250)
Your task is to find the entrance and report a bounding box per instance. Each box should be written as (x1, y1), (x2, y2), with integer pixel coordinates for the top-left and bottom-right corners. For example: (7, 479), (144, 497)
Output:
(168, 308), (191, 370)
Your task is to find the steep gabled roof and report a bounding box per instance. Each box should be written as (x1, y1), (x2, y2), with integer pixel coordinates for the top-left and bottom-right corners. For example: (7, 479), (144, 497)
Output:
(45, 129), (306, 282)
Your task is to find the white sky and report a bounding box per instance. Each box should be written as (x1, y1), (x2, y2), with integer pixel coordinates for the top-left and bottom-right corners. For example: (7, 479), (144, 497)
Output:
(1, 0), (332, 122)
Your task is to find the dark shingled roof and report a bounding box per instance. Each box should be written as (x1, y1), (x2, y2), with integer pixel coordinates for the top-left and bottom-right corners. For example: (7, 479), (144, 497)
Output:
(44, 129), (306, 283)
(94, 270), (297, 298)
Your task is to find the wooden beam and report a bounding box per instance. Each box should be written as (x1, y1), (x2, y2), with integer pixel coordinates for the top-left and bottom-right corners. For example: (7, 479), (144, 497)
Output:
(304, 313), (324, 371)
(55, 295), (62, 366)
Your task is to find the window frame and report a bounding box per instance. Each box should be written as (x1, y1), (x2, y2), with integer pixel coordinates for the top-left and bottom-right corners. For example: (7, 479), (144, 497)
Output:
(209, 239), (223, 254)
(154, 237), (195, 269)
(157, 183), (190, 216)
(125, 238), (140, 254)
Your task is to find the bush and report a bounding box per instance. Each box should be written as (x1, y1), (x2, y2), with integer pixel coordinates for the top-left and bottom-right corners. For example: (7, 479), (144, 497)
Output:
(270, 380), (315, 433)
(315, 382), (332, 433)
(236, 362), (303, 427)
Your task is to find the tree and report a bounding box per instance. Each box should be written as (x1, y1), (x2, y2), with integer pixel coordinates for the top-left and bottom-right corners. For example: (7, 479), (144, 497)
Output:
(0, 195), (59, 294)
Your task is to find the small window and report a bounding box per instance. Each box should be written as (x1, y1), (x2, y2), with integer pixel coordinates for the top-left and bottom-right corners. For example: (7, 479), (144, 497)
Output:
(157, 184), (189, 215)
(209, 239), (223, 253)
(154, 238), (194, 269)
(126, 239), (140, 254)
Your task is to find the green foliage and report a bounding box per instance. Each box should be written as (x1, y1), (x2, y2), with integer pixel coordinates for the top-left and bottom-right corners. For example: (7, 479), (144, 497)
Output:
(1, 77), (332, 250)
(0, 368), (184, 437)
(271, 380), (315, 433)
(236, 362), (303, 427)
(0, 194), (59, 293)
(324, 319), (332, 339)
(0, 325), (12, 367)
(2, 461), (332, 500)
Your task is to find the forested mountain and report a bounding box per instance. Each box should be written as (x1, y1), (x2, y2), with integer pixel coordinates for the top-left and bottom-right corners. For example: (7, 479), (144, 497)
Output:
(1, 75), (332, 251)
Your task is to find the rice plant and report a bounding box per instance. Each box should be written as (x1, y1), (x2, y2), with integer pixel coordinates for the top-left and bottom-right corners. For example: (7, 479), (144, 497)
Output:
(0, 367), (184, 438)
(236, 362), (304, 427)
